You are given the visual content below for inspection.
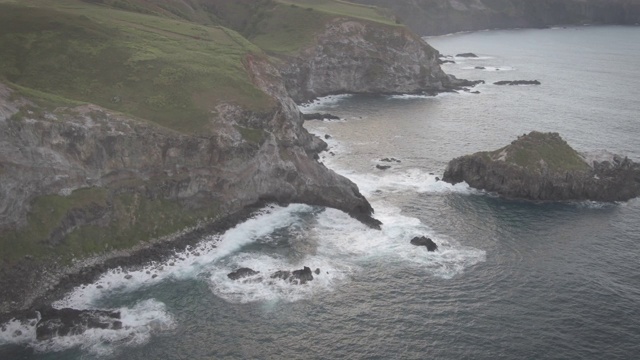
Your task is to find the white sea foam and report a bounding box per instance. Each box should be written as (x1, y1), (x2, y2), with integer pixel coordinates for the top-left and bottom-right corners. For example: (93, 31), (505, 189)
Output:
(299, 94), (353, 112)
(462, 66), (514, 71)
(0, 299), (174, 356)
(55, 205), (310, 309)
(207, 253), (348, 303)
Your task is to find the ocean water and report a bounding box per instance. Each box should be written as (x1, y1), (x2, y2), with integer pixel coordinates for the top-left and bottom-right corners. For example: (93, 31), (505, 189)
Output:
(2, 26), (640, 359)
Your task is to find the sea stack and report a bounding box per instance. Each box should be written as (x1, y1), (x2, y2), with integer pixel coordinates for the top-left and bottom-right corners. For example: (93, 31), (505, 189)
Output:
(442, 131), (640, 201)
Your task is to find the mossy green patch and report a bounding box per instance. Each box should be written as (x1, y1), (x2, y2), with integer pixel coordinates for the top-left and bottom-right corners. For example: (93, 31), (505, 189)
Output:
(0, 187), (221, 266)
(0, 188), (108, 265)
(234, 125), (266, 145)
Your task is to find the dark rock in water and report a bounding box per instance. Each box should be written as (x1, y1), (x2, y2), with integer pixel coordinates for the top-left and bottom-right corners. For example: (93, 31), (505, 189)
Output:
(376, 164), (391, 170)
(314, 268), (321, 275)
(227, 267), (259, 280)
(456, 52), (478, 58)
(410, 236), (438, 252)
(450, 78), (485, 88)
(302, 112), (341, 121)
(291, 267), (314, 284)
(475, 66), (486, 70)
(35, 306), (122, 341)
(324, 134), (331, 139)
(435, 177), (440, 182)
(442, 131), (640, 201)
(380, 157), (401, 163)
(438, 59), (456, 64)
(271, 270), (291, 281)
(494, 80), (541, 85)
(271, 267), (314, 284)
(470, 91), (480, 94)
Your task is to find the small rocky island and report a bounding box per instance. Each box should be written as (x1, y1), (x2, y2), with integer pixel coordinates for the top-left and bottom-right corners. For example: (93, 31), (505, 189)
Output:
(442, 131), (640, 201)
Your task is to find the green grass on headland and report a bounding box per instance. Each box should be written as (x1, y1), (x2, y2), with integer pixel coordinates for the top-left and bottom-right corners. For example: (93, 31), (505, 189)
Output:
(486, 131), (590, 173)
(0, 187), (222, 266)
(0, 1), (273, 133)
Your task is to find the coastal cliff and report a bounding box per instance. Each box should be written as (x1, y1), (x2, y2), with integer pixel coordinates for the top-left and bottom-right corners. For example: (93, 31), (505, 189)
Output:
(442, 132), (640, 201)
(276, 18), (452, 103)
(352, 0), (640, 35)
(0, 0), (451, 314)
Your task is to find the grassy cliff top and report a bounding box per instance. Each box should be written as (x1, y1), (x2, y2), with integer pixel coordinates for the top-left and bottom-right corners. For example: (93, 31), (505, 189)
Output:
(484, 131), (590, 172)
(0, 0), (401, 132)
(0, 0), (274, 133)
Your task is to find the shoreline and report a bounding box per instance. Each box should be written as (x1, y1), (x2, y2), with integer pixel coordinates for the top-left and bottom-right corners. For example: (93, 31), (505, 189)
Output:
(0, 202), (273, 323)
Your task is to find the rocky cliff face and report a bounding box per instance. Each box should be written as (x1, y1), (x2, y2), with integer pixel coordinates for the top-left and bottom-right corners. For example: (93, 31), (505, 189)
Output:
(352, 0), (640, 35)
(0, 55), (378, 313)
(442, 132), (640, 201)
(276, 19), (454, 103)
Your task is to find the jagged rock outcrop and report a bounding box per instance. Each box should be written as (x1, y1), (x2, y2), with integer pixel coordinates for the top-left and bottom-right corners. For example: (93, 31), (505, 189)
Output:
(443, 131), (640, 201)
(352, 0), (640, 35)
(276, 19), (464, 103)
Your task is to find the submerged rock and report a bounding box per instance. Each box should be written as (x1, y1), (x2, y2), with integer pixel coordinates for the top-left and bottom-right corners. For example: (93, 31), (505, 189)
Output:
(442, 131), (640, 201)
(494, 80), (541, 85)
(270, 266), (315, 284)
(410, 236), (438, 251)
(227, 268), (260, 280)
(302, 112), (341, 121)
(376, 164), (391, 170)
(35, 306), (122, 341)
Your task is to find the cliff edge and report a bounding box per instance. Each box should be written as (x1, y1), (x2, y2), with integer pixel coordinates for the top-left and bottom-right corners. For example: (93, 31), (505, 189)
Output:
(443, 131), (640, 201)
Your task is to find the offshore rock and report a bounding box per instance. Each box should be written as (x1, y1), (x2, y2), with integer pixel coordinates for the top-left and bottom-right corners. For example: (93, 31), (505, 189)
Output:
(442, 131), (640, 201)
(270, 266), (314, 284)
(410, 236), (438, 251)
(227, 268), (259, 280)
(494, 80), (541, 85)
(301, 113), (341, 121)
(456, 53), (478, 58)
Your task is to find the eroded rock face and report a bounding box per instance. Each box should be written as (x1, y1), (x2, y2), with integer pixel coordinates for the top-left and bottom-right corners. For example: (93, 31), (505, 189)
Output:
(442, 131), (640, 201)
(277, 19), (456, 103)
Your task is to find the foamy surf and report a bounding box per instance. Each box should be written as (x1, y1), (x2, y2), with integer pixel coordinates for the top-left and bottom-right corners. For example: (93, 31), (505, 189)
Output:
(299, 94), (353, 112)
(55, 205), (312, 309)
(0, 299), (174, 356)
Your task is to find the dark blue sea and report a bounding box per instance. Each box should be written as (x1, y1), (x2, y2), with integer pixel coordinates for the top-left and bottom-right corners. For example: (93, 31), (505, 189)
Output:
(2, 26), (640, 359)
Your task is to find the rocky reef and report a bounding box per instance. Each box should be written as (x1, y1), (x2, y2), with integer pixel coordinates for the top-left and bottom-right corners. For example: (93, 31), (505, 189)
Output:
(443, 131), (640, 201)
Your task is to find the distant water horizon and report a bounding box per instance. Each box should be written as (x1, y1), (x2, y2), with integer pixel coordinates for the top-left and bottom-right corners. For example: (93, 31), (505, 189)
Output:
(2, 25), (640, 359)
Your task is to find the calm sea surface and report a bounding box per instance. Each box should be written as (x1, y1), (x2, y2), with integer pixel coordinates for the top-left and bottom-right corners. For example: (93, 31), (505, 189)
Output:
(2, 26), (640, 359)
